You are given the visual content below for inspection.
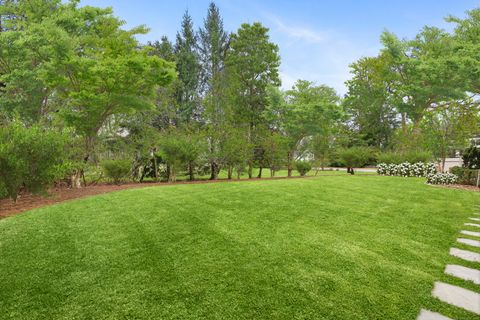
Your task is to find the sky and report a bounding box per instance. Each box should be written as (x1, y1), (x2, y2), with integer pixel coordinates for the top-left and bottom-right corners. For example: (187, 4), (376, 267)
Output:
(78, 0), (479, 95)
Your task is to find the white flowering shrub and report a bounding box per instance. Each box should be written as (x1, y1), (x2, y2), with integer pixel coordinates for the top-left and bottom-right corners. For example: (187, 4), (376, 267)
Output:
(377, 161), (438, 178)
(411, 162), (425, 177)
(397, 162), (411, 177)
(426, 172), (457, 185)
(377, 163), (388, 175)
(424, 162), (437, 176)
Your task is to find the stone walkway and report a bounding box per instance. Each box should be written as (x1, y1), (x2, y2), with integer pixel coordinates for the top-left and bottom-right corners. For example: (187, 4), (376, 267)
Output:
(417, 211), (480, 319)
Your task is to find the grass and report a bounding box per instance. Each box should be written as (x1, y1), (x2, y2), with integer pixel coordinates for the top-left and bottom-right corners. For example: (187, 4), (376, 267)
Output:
(0, 175), (478, 319)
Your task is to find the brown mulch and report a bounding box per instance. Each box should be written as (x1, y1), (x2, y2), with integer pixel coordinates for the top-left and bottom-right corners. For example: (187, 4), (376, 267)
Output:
(0, 176), (314, 219)
(429, 184), (480, 192)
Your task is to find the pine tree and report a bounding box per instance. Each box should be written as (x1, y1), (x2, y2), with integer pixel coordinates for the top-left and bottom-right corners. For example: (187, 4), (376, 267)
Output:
(174, 10), (200, 124)
(198, 2), (230, 179)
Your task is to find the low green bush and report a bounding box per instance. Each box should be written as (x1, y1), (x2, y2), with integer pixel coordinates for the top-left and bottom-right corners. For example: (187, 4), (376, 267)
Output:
(0, 122), (69, 201)
(337, 147), (372, 174)
(295, 161), (312, 176)
(462, 146), (480, 169)
(377, 151), (432, 164)
(101, 160), (132, 184)
(450, 166), (479, 186)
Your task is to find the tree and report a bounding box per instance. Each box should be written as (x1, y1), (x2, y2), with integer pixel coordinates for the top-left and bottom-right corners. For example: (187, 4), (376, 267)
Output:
(421, 101), (479, 171)
(226, 22), (281, 178)
(282, 80), (341, 177)
(344, 56), (398, 149)
(198, 2), (230, 179)
(174, 11), (201, 124)
(447, 9), (480, 96)
(311, 133), (333, 172)
(0, 0), (74, 123)
(58, 6), (176, 166)
(379, 28), (465, 135)
(220, 127), (252, 179)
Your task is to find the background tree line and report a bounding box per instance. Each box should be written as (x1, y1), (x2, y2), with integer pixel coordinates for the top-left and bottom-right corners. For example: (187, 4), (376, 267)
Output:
(0, 0), (479, 200)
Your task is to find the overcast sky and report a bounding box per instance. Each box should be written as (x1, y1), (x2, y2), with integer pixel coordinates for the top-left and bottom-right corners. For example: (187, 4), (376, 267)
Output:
(79, 0), (479, 95)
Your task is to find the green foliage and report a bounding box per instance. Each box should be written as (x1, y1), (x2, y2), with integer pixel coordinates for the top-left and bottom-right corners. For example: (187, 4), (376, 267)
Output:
(377, 151), (432, 164)
(226, 22), (281, 126)
(157, 130), (205, 182)
(174, 11), (201, 124)
(449, 166), (479, 185)
(0, 122), (68, 201)
(337, 147), (372, 173)
(101, 159), (132, 184)
(295, 161), (312, 176)
(462, 146), (480, 169)
(344, 55), (398, 149)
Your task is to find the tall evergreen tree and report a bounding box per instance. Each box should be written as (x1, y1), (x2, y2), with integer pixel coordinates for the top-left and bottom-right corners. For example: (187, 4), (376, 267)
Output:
(148, 36), (176, 62)
(198, 2), (229, 94)
(174, 11), (200, 124)
(198, 2), (230, 179)
(226, 22), (281, 178)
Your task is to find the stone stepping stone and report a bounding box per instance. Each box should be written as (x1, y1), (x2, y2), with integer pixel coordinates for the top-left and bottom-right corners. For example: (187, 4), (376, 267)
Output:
(460, 230), (480, 237)
(445, 264), (480, 285)
(469, 218), (480, 222)
(465, 223), (480, 228)
(457, 238), (480, 248)
(416, 309), (452, 320)
(450, 248), (480, 263)
(432, 281), (480, 315)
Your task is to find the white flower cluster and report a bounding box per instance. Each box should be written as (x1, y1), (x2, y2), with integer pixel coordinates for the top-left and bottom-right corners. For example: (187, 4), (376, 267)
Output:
(377, 162), (437, 178)
(426, 172), (458, 185)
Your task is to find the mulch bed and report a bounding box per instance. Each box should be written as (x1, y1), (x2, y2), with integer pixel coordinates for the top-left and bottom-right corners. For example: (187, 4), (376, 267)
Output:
(0, 176), (312, 219)
(429, 184), (480, 192)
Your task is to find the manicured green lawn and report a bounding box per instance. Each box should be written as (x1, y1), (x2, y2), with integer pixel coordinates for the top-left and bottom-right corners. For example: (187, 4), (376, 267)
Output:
(0, 176), (478, 319)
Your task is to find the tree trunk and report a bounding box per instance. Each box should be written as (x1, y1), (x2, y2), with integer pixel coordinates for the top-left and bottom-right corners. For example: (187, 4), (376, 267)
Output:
(270, 168), (275, 177)
(188, 162), (194, 181)
(210, 162), (218, 180)
(257, 167), (262, 178)
(169, 165), (176, 182)
(153, 153), (158, 182)
(287, 151), (293, 177)
(248, 163), (253, 179)
(227, 166), (233, 180)
(71, 171), (82, 188)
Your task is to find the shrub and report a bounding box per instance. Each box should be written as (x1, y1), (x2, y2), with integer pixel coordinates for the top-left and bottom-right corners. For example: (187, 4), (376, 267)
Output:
(450, 166), (479, 186)
(0, 123), (69, 201)
(101, 159), (131, 184)
(377, 151), (432, 164)
(462, 146), (480, 169)
(295, 161), (312, 176)
(427, 172), (457, 185)
(377, 162), (437, 178)
(337, 147), (372, 174)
